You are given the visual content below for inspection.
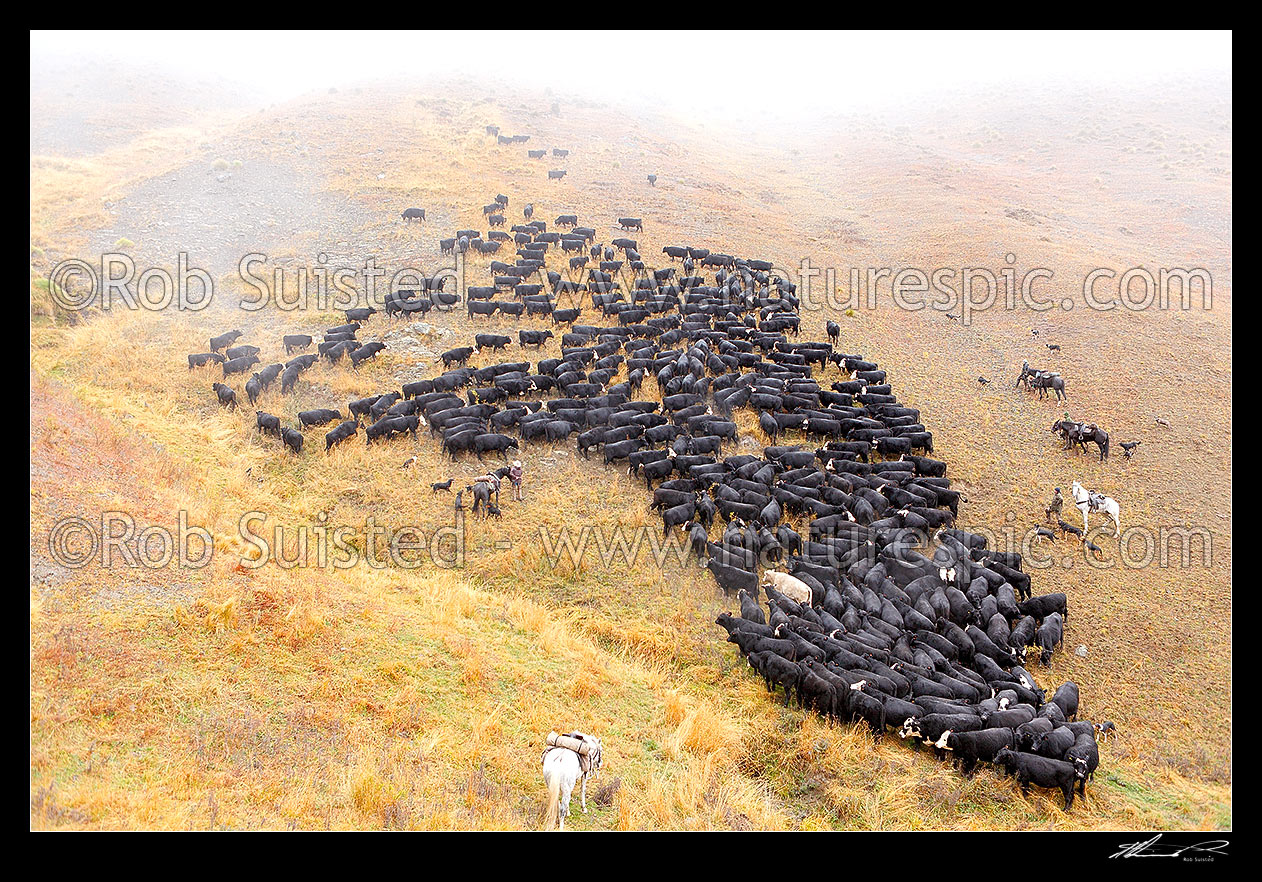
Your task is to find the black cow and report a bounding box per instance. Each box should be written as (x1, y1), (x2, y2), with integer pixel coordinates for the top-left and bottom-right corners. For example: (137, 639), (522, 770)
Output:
(188, 352), (226, 369)
(325, 420), (359, 451)
(245, 374), (262, 405)
(992, 749), (1078, 810)
(1036, 613), (1063, 665)
(1066, 733), (1099, 793)
(748, 651), (802, 705)
(298, 408), (342, 427)
(350, 342), (386, 368)
(706, 559), (757, 594)
(944, 728), (1014, 775)
(474, 433), (519, 458)
(255, 411), (282, 437)
(211, 382), (237, 410)
(283, 334), (313, 354)
(209, 330), (242, 352)
(222, 354), (259, 376)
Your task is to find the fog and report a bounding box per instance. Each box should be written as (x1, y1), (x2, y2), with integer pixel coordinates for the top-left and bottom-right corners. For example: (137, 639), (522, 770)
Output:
(31, 30), (1231, 121)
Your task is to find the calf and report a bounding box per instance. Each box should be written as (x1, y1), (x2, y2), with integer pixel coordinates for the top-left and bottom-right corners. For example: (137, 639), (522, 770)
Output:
(661, 502), (695, 537)
(255, 411), (282, 437)
(738, 588), (767, 625)
(707, 559), (758, 595)
(475, 333), (511, 351)
(188, 352), (226, 369)
(1014, 717), (1055, 751)
(365, 415), (419, 445)
(841, 687), (888, 737)
(212, 383), (237, 410)
(1019, 592), (1068, 622)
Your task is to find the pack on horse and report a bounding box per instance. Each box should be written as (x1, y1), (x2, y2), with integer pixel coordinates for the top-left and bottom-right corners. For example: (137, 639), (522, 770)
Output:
(541, 731), (603, 830)
(1052, 419), (1110, 461)
(1071, 480), (1121, 537)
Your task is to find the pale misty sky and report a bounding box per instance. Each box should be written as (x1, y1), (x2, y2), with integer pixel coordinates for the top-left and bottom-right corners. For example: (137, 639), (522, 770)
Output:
(31, 30), (1231, 120)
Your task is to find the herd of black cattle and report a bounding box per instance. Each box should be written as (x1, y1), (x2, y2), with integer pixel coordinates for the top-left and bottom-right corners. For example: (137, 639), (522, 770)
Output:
(186, 195), (1106, 812)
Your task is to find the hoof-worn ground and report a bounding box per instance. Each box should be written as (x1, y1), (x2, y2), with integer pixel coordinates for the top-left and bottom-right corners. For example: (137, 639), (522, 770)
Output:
(30, 67), (1230, 830)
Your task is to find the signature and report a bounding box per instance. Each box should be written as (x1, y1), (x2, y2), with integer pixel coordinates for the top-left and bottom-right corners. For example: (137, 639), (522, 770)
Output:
(1111, 834), (1229, 859)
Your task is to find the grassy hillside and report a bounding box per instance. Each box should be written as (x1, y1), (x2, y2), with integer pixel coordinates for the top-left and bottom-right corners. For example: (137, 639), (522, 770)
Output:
(30, 77), (1231, 829)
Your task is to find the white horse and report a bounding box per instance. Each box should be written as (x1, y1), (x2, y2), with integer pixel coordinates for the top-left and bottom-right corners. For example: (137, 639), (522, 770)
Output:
(542, 732), (603, 830)
(1071, 480), (1121, 537)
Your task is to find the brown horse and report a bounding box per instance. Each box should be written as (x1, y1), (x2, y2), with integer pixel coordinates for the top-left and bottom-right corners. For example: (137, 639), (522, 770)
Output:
(1052, 420), (1110, 461)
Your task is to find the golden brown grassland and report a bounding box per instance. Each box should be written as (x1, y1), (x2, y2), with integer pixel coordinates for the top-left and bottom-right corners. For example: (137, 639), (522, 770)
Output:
(31, 77), (1230, 829)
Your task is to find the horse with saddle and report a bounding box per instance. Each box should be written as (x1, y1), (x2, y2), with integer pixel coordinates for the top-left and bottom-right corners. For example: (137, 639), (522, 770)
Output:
(1017, 361), (1068, 400)
(1052, 418), (1110, 461)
